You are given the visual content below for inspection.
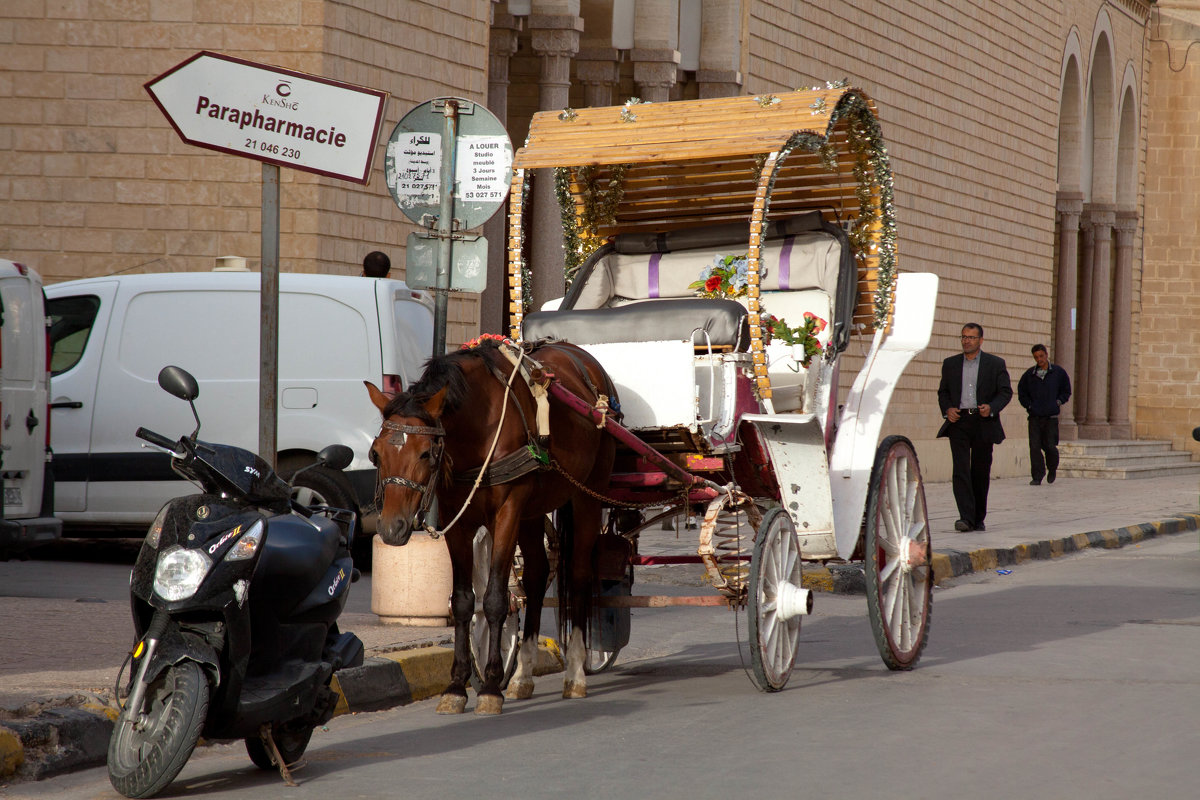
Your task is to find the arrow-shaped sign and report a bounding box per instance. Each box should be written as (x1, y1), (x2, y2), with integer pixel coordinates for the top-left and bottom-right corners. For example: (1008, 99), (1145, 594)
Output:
(145, 51), (388, 184)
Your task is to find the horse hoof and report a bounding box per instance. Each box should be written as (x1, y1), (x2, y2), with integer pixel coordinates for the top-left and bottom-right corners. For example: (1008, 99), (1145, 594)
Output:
(475, 694), (504, 715)
(505, 679), (535, 700)
(436, 694), (468, 715)
(562, 681), (587, 699)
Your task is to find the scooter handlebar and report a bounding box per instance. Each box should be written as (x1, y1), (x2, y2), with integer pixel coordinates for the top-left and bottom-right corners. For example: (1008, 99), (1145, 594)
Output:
(136, 426), (179, 451)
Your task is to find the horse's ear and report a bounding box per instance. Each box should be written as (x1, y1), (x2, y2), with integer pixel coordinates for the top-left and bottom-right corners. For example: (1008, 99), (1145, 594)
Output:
(365, 381), (390, 413)
(424, 386), (449, 419)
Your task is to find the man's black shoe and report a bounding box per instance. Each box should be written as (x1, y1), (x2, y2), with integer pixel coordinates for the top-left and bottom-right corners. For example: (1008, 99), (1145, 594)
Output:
(1029, 479), (1041, 485)
(975, 521), (985, 531)
(1047, 470), (1056, 484)
(954, 519), (972, 532)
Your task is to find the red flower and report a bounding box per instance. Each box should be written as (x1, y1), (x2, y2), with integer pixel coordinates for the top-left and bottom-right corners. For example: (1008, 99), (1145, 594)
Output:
(704, 275), (722, 292)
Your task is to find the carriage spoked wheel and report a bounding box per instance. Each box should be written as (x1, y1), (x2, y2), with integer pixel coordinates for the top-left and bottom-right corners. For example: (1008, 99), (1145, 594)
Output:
(469, 527), (522, 691)
(747, 507), (810, 692)
(864, 435), (932, 671)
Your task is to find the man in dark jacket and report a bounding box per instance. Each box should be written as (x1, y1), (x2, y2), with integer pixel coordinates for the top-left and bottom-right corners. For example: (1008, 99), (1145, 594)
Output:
(937, 323), (1012, 532)
(1016, 343), (1072, 486)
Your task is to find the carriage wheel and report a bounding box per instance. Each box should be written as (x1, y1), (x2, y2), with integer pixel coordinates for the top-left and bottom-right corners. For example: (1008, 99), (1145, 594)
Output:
(469, 528), (521, 690)
(747, 507), (809, 692)
(864, 435), (932, 671)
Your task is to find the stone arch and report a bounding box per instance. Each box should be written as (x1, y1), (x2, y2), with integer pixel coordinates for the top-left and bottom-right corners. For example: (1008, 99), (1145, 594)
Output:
(1115, 65), (1139, 209)
(1086, 12), (1117, 204)
(1058, 30), (1085, 192)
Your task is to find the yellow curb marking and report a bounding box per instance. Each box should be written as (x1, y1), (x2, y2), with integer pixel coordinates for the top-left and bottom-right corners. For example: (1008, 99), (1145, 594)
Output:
(1, 728), (25, 779)
(801, 568), (834, 593)
(968, 549), (998, 572)
(930, 554), (953, 585)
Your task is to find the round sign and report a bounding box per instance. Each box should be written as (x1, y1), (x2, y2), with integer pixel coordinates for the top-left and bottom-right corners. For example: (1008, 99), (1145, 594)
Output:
(384, 97), (514, 230)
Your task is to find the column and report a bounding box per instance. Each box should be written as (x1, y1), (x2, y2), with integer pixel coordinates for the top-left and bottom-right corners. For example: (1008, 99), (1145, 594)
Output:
(479, 15), (521, 335)
(1054, 191), (1083, 439)
(576, 47), (621, 108)
(1108, 210), (1138, 439)
(1075, 215), (1095, 428)
(632, 51), (679, 102)
(1080, 205), (1115, 439)
(697, 0), (743, 98)
(529, 14), (583, 310)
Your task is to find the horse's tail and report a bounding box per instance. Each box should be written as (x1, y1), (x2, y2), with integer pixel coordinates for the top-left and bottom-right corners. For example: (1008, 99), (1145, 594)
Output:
(554, 501), (588, 648)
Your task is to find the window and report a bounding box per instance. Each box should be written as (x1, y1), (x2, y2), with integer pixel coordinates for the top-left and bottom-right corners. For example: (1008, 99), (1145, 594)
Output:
(48, 295), (101, 376)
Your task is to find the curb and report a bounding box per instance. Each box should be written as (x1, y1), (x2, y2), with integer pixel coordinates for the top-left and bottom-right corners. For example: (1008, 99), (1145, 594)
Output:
(801, 513), (1200, 594)
(0, 639), (564, 785)
(5, 516), (1197, 786)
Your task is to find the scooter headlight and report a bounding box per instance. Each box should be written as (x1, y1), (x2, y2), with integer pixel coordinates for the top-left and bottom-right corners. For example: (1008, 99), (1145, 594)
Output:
(153, 546), (212, 602)
(224, 520), (264, 561)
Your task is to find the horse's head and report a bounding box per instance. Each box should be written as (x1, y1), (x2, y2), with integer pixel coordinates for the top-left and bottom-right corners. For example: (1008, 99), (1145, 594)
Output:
(366, 381), (449, 547)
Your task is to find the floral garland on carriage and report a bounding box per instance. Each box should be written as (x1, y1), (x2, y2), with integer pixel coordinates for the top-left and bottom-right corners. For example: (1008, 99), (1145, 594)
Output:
(689, 253), (827, 368)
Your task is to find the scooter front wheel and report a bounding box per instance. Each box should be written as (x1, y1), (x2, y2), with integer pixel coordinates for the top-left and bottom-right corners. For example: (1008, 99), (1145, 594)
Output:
(107, 660), (210, 799)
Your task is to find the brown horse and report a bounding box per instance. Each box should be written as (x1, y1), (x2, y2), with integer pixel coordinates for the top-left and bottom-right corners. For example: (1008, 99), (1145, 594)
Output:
(365, 338), (618, 715)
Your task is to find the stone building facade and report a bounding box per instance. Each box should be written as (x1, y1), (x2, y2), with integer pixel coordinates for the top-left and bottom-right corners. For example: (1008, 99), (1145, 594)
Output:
(3, 0), (1190, 480)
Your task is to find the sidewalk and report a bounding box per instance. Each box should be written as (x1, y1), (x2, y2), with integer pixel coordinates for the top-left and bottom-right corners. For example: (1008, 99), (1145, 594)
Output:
(3, 472), (1198, 783)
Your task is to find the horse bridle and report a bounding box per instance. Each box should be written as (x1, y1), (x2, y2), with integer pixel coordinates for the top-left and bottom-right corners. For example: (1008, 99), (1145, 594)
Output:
(376, 418), (446, 528)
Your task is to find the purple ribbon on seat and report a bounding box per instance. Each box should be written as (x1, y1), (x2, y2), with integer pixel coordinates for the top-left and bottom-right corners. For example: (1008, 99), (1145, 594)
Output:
(648, 252), (661, 298)
(778, 236), (795, 290)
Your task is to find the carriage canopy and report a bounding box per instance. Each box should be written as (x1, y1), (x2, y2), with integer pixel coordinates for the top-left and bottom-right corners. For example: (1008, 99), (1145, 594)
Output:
(506, 86), (898, 341)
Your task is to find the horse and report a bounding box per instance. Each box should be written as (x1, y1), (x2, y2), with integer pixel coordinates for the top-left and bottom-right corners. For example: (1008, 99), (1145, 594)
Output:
(365, 337), (619, 715)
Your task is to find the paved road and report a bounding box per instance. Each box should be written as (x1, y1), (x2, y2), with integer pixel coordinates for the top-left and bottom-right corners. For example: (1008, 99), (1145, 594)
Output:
(10, 533), (1199, 800)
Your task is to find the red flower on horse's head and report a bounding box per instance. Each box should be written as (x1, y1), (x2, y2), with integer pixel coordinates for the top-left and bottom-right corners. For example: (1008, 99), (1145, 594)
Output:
(704, 275), (722, 292)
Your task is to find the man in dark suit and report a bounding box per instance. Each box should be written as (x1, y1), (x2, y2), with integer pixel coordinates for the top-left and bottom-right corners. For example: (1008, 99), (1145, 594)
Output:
(937, 323), (1012, 532)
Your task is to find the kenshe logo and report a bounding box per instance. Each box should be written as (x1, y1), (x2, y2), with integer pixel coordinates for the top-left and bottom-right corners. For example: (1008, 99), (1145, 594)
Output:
(264, 81), (299, 110)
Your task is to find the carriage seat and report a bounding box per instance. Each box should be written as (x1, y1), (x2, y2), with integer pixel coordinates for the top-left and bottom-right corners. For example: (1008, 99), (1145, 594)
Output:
(523, 298), (749, 350)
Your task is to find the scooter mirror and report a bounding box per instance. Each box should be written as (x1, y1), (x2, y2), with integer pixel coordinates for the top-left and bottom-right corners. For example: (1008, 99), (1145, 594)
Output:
(317, 444), (354, 471)
(158, 365), (200, 401)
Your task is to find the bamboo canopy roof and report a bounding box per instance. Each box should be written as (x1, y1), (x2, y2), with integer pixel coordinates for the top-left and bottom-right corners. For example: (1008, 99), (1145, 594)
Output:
(507, 87), (899, 356)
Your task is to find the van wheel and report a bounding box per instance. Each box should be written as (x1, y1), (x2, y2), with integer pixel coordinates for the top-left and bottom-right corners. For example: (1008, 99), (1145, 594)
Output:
(288, 466), (370, 569)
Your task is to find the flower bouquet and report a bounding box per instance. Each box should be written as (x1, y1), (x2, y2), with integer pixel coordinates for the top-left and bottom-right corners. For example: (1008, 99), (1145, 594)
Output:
(689, 253), (750, 299)
(764, 311), (827, 368)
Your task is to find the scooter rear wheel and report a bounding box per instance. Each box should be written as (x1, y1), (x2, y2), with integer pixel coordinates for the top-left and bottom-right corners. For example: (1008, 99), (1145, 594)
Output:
(245, 722), (315, 770)
(107, 660), (209, 799)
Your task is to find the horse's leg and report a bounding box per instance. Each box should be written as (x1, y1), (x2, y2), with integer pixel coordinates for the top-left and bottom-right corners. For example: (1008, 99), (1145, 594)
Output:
(436, 527), (474, 715)
(506, 515), (550, 700)
(475, 501), (523, 715)
(563, 495), (604, 699)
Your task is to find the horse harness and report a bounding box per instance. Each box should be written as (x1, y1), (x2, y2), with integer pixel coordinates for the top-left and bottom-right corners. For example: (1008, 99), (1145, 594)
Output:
(376, 341), (623, 527)
(376, 418), (445, 526)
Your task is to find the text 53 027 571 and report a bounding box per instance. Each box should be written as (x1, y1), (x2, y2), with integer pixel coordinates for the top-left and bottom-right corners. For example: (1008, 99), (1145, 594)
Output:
(245, 139), (301, 160)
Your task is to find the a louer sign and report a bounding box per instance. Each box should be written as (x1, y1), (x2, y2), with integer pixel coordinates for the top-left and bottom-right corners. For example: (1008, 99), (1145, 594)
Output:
(145, 51), (388, 184)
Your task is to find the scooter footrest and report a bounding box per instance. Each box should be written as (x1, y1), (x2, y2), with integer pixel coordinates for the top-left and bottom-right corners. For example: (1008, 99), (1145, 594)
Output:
(237, 661), (332, 726)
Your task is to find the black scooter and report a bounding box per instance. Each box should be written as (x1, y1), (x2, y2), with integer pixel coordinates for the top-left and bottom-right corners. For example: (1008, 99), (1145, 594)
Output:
(106, 366), (364, 798)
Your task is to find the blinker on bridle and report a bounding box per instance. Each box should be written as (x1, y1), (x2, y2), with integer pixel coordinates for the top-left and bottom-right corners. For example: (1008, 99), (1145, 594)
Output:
(376, 418), (446, 528)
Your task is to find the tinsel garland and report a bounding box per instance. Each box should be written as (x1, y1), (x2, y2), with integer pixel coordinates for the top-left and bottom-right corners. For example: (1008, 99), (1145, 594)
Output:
(825, 91), (897, 330)
(554, 163), (628, 285)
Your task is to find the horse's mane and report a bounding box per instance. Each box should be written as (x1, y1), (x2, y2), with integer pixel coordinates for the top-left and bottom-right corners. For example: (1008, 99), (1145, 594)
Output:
(381, 339), (502, 421)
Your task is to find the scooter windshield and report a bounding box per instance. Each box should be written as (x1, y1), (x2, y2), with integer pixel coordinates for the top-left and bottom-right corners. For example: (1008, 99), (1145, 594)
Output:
(187, 440), (292, 504)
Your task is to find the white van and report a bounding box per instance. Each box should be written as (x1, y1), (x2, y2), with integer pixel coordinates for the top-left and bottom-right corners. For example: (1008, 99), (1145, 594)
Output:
(0, 260), (62, 557)
(45, 271), (433, 545)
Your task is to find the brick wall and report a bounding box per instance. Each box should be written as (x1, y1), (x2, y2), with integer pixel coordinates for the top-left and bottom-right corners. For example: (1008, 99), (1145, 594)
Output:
(1142, 9), (1200, 453)
(0, 0), (490, 345)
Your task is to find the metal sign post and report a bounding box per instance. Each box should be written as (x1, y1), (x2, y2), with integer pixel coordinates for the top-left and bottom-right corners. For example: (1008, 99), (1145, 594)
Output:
(432, 100), (460, 359)
(385, 97), (513, 357)
(145, 51), (388, 465)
